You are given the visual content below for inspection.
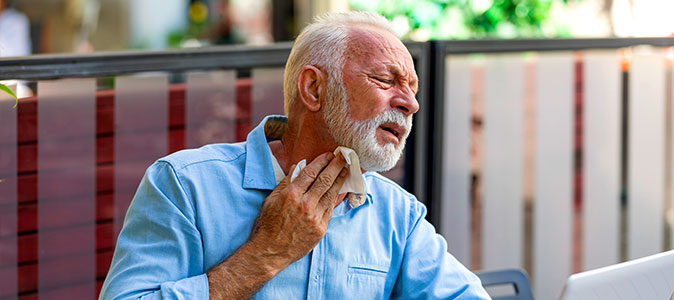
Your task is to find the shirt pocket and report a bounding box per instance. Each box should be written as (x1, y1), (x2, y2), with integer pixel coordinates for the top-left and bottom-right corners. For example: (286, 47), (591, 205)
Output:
(346, 263), (388, 299)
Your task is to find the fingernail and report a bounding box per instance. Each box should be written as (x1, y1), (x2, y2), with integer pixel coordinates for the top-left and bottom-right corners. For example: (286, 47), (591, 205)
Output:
(326, 153), (335, 160)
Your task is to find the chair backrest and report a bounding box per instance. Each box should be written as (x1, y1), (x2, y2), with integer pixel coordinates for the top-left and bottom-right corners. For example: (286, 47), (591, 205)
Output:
(475, 269), (534, 300)
(560, 249), (674, 300)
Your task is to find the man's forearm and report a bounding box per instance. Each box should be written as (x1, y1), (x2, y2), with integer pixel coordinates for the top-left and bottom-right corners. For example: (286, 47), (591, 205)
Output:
(207, 240), (284, 300)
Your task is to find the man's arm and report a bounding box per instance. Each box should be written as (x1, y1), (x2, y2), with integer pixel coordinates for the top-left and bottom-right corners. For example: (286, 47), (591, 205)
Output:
(100, 153), (347, 300)
(391, 199), (491, 300)
(100, 161), (210, 300)
(207, 152), (347, 299)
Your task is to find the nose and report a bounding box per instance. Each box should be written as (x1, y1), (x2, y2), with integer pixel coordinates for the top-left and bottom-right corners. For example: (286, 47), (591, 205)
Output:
(390, 89), (419, 116)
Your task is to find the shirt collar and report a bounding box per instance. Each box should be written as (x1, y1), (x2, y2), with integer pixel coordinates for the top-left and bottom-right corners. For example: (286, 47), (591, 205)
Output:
(243, 115), (287, 190)
(242, 115), (373, 205)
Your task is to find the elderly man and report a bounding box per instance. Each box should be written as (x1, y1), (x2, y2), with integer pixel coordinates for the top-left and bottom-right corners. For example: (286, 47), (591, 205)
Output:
(100, 11), (489, 300)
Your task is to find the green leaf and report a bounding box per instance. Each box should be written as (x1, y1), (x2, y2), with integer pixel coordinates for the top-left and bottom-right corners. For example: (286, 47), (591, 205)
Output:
(0, 83), (18, 108)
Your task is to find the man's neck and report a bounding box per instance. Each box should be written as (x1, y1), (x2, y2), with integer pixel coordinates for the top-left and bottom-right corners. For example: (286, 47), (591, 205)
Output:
(269, 116), (352, 207)
(269, 113), (367, 207)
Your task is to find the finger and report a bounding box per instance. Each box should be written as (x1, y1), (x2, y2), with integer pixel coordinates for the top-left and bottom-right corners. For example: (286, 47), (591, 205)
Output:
(320, 172), (347, 222)
(306, 154), (347, 208)
(317, 168), (347, 211)
(291, 152), (334, 192)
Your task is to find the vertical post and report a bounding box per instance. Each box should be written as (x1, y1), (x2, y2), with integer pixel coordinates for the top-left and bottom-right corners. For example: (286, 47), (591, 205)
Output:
(441, 55), (473, 265)
(251, 68), (285, 126)
(0, 85), (18, 299)
(114, 75), (169, 238)
(583, 51), (621, 270)
(533, 52), (574, 299)
(628, 50), (666, 259)
(186, 71), (237, 147)
(427, 41), (447, 227)
(38, 78), (96, 298)
(482, 54), (525, 270)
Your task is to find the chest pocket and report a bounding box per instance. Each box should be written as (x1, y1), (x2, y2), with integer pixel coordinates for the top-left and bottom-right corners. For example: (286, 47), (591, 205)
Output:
(346, 263), (389, 300)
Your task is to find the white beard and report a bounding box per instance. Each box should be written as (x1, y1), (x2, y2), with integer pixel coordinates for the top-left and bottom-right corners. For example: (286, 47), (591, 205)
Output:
(322, 76), (412, 172)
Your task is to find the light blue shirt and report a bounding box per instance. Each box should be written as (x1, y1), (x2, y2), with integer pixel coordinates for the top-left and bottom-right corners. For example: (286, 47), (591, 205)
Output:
(100, 115), (490, 300)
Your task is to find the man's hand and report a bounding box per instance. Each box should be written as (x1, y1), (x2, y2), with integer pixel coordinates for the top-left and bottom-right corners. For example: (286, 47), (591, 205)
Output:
(249, 152), (348, 269)
(207, 152), (348, 300)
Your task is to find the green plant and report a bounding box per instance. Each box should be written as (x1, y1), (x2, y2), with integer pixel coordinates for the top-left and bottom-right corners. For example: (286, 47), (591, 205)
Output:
(0, 83), (17, 108)
(350, 0), (575, 40)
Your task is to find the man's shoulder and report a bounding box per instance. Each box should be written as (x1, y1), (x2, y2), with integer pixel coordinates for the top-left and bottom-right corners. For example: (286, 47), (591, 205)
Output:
(158, 142), (247, 171)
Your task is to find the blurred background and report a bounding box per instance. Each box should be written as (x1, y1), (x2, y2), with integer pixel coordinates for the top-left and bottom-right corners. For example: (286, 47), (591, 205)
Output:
(3, 0), (674, 56)
(2, 1), (674, 300)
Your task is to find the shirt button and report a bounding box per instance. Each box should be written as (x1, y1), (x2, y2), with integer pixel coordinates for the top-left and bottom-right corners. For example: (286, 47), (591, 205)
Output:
(314, 273), (319, 281)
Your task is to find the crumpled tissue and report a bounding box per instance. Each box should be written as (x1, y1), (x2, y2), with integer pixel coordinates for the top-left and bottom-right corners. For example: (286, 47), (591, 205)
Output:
(290, 146), (366, 208)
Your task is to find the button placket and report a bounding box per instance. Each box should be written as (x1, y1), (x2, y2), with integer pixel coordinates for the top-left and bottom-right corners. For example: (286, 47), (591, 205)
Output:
(306, 242), (322, 299)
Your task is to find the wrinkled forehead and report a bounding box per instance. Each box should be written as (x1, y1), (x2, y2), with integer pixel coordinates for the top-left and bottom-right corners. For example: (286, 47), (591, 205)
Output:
(343, 25), (417, 79)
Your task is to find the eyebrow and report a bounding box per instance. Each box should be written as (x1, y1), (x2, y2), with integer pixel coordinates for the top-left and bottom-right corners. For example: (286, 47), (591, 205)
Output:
(385, 64), (419, 93)
(386, 64), (418, 83)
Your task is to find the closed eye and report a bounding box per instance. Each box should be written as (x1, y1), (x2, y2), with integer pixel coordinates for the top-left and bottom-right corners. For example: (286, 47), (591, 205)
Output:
(373, 77), (394, 85)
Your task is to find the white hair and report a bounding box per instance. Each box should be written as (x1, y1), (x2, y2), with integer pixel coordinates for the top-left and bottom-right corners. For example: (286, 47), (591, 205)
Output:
(283, 11), (395, 114)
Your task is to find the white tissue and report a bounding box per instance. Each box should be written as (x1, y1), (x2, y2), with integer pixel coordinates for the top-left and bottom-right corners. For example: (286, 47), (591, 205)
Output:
(289, 146), (366, 207)
(290, 159), (307, 182)
(333, 147), (366, 197)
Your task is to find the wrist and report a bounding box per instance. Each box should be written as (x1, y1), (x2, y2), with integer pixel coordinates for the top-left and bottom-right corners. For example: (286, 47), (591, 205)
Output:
(242, 238), (289, 278)
(206, 240), (285, 300)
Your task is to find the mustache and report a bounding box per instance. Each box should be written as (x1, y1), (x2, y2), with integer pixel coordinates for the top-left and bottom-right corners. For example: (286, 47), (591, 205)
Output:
(370, 110), (412, 134)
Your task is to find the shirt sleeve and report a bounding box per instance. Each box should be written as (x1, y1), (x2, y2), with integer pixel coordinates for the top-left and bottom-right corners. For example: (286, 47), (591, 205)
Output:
(99, 161), (209, 300)
(391, 199), (491, 300)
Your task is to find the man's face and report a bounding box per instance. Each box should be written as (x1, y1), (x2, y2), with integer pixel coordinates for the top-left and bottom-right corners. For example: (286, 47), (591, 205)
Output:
(322, 26), (419, 172)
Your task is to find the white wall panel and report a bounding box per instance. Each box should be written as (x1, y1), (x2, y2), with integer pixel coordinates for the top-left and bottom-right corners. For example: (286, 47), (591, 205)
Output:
(251, 68), (285, 126)
(671, 66), (674, 252)
(628, 50), (665, 260)
(442, 55), (472, 265)
(38, 78), (96, 298)
(0, 85), (17, 299)
(186, 71), (237, 147)
(533, 52), (574, 299)
(482, 54), (525, 269)
(583, 51), (622, 270)
(114, 75), (168, 237)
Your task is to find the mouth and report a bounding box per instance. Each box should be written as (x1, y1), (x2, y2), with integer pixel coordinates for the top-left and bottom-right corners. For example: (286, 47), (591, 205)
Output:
(379, 123), (404, 142)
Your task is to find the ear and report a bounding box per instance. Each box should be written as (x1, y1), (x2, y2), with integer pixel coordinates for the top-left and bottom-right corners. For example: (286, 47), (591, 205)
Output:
(296, 65), (326, 112)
